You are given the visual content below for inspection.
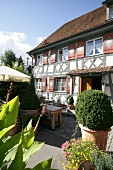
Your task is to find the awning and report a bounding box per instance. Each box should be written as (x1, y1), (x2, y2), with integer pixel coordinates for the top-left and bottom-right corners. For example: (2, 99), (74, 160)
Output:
(66, 66), (113, 76)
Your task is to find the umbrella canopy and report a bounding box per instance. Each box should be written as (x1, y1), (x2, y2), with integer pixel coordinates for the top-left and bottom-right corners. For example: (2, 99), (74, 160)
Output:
(0, 66), (30, 82)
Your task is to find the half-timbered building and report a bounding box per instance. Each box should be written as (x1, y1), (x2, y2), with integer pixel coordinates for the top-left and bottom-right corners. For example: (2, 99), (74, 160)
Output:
(27, 0), (113, 104)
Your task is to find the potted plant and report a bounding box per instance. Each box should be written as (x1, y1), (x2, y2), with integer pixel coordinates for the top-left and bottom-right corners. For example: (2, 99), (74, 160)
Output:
(66, 95), (74, 110)
(61, 138), (100, 170)
(75, 89), (113, 150)
(20, 75), (41, 128)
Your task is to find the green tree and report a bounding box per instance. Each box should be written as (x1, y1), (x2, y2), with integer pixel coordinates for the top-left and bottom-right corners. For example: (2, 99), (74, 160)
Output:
(1, 49), (16, 67)
(18, 55), (24, 67)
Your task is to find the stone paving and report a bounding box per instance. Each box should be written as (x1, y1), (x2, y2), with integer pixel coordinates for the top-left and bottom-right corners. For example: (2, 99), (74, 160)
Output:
(41, 110), (113, 152)
(41, 111), (81, 141)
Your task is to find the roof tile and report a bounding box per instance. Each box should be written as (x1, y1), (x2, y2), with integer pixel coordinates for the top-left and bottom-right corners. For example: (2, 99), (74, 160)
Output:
(33, 6), (108, 51)
(67, 66), (113, 75)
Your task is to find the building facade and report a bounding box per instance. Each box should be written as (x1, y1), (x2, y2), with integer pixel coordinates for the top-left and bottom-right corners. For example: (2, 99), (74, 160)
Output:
(28, 0), (113, 104)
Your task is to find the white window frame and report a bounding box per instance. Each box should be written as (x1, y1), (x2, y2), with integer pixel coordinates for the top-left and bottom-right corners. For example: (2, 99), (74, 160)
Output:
(36, 54), (43, 65)
(86, 37), (103, 56)
(57, 47), (68, 61)
(56, 77), (66, 92)
(110, 6), (113, 19)
(36, 78), (42, 91)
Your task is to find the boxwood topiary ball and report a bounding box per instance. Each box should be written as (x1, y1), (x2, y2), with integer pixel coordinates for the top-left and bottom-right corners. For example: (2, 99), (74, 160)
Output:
(75, 89), (113, 130)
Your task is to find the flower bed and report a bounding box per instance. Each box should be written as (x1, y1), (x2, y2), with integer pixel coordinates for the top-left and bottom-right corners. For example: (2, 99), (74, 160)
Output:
(61, 138), (113, 170)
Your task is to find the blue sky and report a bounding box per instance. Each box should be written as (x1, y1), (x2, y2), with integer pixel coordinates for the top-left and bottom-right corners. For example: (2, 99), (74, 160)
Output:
(0, 0), (103, 63)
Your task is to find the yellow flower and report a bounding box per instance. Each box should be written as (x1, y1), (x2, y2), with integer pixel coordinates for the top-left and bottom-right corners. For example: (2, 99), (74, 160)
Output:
(72, 159), (74, 163)
(75, 163), (79, 168)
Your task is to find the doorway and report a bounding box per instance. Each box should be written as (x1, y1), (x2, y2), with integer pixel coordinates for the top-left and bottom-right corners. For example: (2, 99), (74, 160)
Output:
(80, 76), (102, 93)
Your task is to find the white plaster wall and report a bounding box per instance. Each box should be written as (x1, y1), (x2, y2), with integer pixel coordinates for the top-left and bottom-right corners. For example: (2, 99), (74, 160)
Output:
(105, 74), (109, 84)
(105, 86), (111, 96)
(78, 60), (82, 69)
(106, 54), (113, 66)
(105, 74), (113, 85)
(60, 95), (66, 104)
(48, 65), (54, 72)
(43, 65), (48, 73)
(73, 76), (79, 104)
(70, 61), (77, 70)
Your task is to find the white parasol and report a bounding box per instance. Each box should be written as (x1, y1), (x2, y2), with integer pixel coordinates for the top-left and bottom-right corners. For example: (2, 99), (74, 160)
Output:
(0, 66), (31, 102)
(0, 66), (30, 82)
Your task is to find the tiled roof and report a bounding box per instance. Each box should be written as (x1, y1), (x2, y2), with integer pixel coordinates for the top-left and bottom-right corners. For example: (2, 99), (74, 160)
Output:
(31, 6), (112, 52)
(67, 66), (113, 76)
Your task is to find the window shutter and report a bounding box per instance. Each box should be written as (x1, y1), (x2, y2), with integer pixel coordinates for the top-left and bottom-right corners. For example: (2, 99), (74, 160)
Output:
(68, 44), (75, 60)
(41, 77), (46, 92)
(76, 41), (84, 58)
(43, 52), (48, 65)
(49, 77), (54, 92)
(104, 32), (113, 54)
(50, 49), (56, 63)
(66, 76), (70, 93)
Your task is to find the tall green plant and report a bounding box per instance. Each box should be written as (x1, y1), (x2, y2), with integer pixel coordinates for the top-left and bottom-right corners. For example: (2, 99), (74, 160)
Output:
(0, 96), (56, 170)
(20, 76), (40, 110)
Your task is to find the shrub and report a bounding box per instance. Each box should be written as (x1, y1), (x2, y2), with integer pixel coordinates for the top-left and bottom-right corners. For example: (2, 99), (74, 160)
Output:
(75, 90), (113, 130)
(92, 151), (113, 170)
(20, 75), (40, 110)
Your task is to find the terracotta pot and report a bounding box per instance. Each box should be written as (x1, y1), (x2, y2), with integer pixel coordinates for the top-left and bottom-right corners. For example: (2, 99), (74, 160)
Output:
(21, 109), (40, 123)
(76, 160), (90, 170)
(79, 124), (111, 151)
(9, 125), (18, 136)
(68, 104), (74, 110)
(90, 165), (96, 170)
(21, 109), (40, 116)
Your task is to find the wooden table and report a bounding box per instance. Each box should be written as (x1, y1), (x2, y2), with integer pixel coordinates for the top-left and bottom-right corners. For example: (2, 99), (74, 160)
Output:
(46, 105), (62, 130)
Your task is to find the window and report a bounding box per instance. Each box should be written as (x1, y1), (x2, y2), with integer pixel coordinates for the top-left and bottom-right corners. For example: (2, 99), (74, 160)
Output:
(86, 38), (103, 56)
(36, 79), (42, 90)
(56, 78), (66, 91)
(57, 47), (68, 61)
(36, 54), (43, 65)
(110, 6), (113, 18)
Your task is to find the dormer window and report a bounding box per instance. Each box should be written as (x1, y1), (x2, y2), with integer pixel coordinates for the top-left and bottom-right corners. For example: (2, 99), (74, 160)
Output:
(102, 0), (113, 19)
(110, 6), (113, 18)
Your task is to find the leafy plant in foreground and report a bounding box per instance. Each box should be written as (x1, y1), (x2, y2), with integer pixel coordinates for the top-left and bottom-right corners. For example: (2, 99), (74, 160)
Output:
(0, 96), (56, 170)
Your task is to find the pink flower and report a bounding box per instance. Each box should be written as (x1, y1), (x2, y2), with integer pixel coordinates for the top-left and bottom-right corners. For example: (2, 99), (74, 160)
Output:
(61, 142), (67, 149)
(73, 139), (77, 143)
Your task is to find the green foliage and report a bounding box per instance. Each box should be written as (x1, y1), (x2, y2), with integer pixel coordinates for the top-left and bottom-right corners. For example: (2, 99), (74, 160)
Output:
(61, 138), (101, 169)
(20, 76), (40, 110)
(0, 96), (55, 170)
(0, 96), (19, 129)
(92, 151), (113, 170)
(1, 49), (16, 67)
(75, 90), (113, 130)
(17, 55), (24, 67)
(0, 81), (28, 102)
(66, 95), (74, 104)
(12, 61), (28, 75)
